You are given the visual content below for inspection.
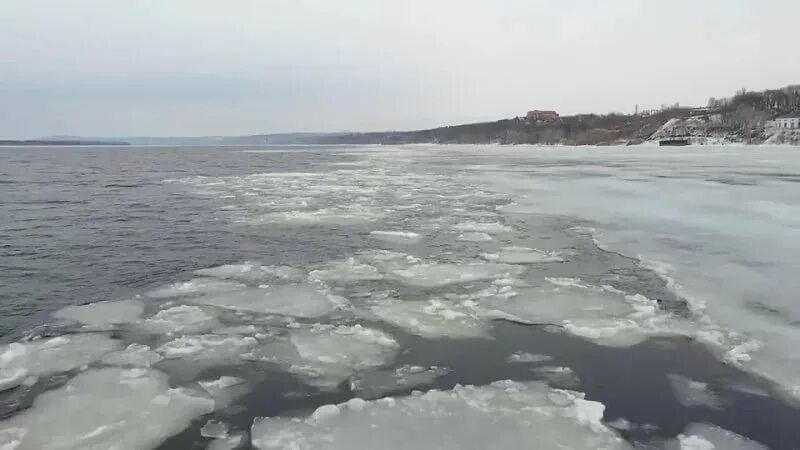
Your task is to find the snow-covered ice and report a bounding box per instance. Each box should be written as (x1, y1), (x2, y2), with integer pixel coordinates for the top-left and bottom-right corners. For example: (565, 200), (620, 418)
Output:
(251, 380), (627, 449)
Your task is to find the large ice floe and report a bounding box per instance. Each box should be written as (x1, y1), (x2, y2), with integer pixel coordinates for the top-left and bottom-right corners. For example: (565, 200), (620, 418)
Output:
(251, 380), (627, 449)
(0, 368), (214, 450)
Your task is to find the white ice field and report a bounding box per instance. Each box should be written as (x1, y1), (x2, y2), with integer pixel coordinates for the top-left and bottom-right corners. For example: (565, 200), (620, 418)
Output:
(2, 144), (799, 449)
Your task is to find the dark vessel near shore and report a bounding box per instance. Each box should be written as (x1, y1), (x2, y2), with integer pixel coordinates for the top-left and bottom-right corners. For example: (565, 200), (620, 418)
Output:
(659, 138), (690, 146)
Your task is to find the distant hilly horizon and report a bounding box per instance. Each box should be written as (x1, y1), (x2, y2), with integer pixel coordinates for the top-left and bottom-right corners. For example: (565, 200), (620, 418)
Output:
(38, 132), (354, 146)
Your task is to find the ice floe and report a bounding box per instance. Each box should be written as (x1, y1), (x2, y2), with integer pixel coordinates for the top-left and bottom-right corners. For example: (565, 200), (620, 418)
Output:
(390, 262), (521, 288)
(101, 343), (163, 367)
(482, 246), (565, 264)
(176, 283), (343, 317)
(0, 368), (214, 449)
(52, 299), (144, 327)
(196, 263), (304, 282)
(208, 432), (247, 450)
(369, 230), (422, 243)
(148, 278), (247, 299)
(137, 305), (221, 335)
(667, 374), (721, 409)
(251, 380), (627, 449)
(667, 423), (767, 450)
(0, 334), (119, 391)
(506, 351), (553, 363)
(159, 334), (257, 358)
(201, 420), (230, 439)
(258, 324), (399, 388)
(457, 232), (493, 242)
(309, 258), (383, 282)
(369, 299), (488, 338)
(531, 366), (581, 389)
(451, 221), (513, 233)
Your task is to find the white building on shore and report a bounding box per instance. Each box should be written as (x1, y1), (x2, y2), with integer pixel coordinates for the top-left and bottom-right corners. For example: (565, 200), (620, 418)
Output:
(768, 115), (800, 129)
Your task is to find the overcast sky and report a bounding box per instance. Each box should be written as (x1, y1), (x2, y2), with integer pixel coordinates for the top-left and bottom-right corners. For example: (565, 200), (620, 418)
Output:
(1, 0), (798, 138)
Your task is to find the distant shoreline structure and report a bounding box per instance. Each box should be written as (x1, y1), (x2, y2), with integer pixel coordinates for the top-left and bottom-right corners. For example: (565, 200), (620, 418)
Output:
(0, 139), (129, 146)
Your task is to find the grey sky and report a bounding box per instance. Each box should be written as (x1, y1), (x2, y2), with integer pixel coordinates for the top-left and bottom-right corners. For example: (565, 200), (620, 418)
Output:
(1, 0), (798, 138)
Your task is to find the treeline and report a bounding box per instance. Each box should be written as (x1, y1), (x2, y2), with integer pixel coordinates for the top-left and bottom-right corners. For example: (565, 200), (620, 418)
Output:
(709, 85), (800, 131)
